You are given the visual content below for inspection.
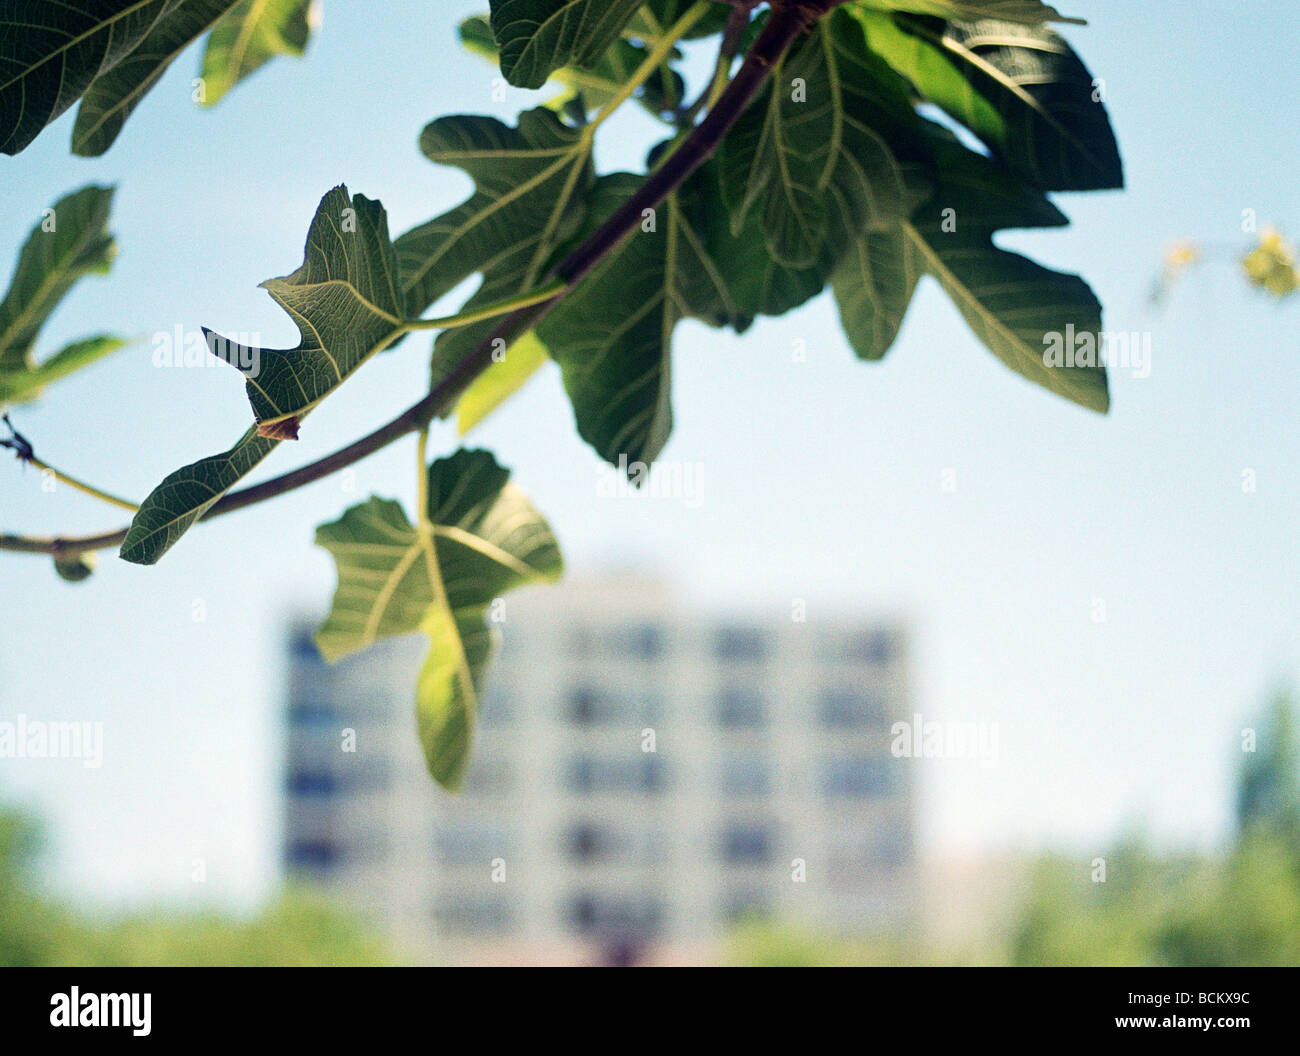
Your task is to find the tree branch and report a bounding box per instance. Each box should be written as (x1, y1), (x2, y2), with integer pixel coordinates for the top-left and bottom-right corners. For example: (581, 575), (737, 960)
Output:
(0, 1), (832, 560)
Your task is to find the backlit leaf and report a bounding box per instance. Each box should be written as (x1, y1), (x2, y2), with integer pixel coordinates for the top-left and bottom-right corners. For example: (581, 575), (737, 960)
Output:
(0, 185), (126, 404)
(122, 185), (406, 564)
(71, 0), (239, 156)
(315, 448), (562, 788)
(199, 0), (317, 106)
(488, 0), (645, 89)
(859, 12), (1123, 191)
(719, 10), (932, 271)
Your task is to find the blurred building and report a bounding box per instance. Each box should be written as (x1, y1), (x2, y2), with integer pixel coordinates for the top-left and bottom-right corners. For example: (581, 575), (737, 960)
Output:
(282, 577), (916, 965)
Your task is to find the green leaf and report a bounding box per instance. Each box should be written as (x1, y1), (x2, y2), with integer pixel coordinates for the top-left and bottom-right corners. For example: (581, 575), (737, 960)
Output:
(852, 1), (1084, 25)
(456, 331), (550, 434)
(0, 335), (129, 404)
(631, 1), (732, 41)
(315, 449), (563, 788)
(211, 184), (405, 431)
(884, 132), (1108, 411)
(828, 227), (920, 360)
(488, 0), (645, 89)
(120, 428), (278, 564)
(122, 184), (406, 565)
(719, 10), (932, 272)
(71, 0), (240, 156)
(459, 15), (684, 118)
(537, 170), (739, 467)
(396, 108), (593, 385)
(0, 185), (126, 404)
(199, 0), (317, 107)
(862, 13), (1123, 191)
(0, 0), (180, 154)
(396, 109), (592, 318)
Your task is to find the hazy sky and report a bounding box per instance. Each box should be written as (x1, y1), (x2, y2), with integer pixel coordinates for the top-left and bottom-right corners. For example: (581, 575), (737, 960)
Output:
(1, 1), (1296, 909)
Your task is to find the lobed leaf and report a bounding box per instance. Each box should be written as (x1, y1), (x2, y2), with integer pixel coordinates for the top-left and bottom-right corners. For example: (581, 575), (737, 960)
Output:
(537, 169), (742, 467)
(315, 448), (562, 788)
(122, 185), (406, 564)
(394, 107), (593, 389)
(856, 131), (1109, 411)
(719, 10), (933, 273)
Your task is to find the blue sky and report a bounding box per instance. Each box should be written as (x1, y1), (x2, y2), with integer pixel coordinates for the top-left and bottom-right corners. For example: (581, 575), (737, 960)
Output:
(0, 1), (1297, 909)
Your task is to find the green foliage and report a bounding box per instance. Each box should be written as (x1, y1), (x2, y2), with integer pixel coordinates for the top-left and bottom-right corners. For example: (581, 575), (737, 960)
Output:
(397, 108), (593, 361)
(70, 0), (237, 156)
(1009, 835), (1300, 967)
(315, 449), (563, 788)
(489, 0), (648, 89)
(2, 0), (1126, 787)
(1237, 687), (1300, 850)
(0, 185), (127, 405)
(0, 0), (314, 156)
(0, 806), (390, 966)
(855, 12), (1123, 191)
(200, 0), (317, 106)
(719, 11), (931, 271)
(854, 0), (1083, 24)
(537, 171), (736, 465)
(122, 185), (405, 565)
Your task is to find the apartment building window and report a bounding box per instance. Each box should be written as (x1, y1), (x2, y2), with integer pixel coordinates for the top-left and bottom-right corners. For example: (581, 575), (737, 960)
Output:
(716, 688), (767, 729)
(719, 822), (775, 865)
(478, 688), (510, 727)
(291, 631), (321, 661)
(719, 890), (771, 924)
(287, 771), (337, 797)
(567, 894), (664, 937)
(286, 839), (339, 869)
(713, 626), (770, 661)
(626, 623), (665, 660)
(822, 630), (898, 664)
(819, 757), (895, 799)
(566, 754), (666, 795)
(817, 688), (886, 728)
(566, 687), (661, 726)
(564, 824), (666, 865)
(288, 700), (338, 727)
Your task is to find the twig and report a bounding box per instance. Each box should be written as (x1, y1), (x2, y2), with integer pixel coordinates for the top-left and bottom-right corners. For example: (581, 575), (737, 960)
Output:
(0, 1), (836, 559)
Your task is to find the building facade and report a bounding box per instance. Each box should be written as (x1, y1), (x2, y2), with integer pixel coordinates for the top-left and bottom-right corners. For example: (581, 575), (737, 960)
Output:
(283, 578), (916, 965)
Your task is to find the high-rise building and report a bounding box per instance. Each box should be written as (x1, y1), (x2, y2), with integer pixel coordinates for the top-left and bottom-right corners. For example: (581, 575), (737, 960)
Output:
(283, 577), (916, 965)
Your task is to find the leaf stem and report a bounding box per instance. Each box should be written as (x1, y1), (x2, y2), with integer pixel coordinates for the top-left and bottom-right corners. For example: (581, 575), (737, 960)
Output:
(25, 456), (139, 512)
(415, 426), (431, 528)
(404, 278), (567, 332)
(587, 1), (711, 133)
(0, 0), (832, 560)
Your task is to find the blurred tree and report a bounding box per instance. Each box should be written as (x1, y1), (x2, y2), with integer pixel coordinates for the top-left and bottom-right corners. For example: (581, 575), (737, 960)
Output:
(1236, 687), (1300, 854)
(0, 806), (392, 967)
